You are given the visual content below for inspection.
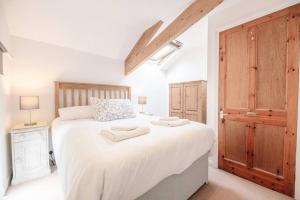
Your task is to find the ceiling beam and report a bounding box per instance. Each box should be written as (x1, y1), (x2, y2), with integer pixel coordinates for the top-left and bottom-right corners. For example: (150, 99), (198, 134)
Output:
(125, 0), (223, 75)
(125, 20), (163, 67)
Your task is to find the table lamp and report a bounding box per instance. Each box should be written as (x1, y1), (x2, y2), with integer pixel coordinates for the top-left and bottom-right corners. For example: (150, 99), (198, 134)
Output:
(20, 96), (39, 126)
(138, 96), (147, 113)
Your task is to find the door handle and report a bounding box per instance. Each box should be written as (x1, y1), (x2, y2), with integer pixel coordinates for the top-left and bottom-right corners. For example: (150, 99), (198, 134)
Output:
(220, 111), (228, 119)
(246, 112), (257, 117)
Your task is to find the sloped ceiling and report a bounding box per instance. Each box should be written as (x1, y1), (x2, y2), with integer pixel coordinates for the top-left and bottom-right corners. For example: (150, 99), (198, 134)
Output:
(2, 0), (196, 60)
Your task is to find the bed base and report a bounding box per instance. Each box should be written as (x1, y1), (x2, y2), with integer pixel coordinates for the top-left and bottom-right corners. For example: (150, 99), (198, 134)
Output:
(137, 152), (209, 200)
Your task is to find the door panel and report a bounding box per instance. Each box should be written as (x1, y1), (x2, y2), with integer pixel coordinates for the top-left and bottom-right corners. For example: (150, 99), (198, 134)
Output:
(169, 85), (183, 112)
(256, 17), (287, 111)
(184, 83), (201, 122)
(184, 84), (198, 112)
(225, 29), (249, 109)
(253, 124), (285, 176)
(224, 120), (247, 164)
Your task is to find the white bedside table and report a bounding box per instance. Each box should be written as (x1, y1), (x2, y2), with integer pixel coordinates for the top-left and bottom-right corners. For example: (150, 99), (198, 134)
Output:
(11, 122), (51, 185)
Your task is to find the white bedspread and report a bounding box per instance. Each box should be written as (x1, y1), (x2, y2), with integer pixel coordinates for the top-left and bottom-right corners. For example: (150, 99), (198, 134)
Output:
(52, 115), (214, 200)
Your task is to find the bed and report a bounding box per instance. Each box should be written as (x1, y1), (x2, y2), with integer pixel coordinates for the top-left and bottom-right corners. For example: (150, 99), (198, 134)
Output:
(52, 81), (214, 200)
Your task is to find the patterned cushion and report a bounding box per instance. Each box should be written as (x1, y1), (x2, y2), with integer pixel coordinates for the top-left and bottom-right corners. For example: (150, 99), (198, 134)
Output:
(90, 97), (136, 121)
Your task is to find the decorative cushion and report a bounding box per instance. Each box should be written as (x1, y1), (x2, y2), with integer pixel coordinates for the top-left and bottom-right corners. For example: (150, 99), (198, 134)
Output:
(58, 106), (93, 120)
(90, 97), (136, 121)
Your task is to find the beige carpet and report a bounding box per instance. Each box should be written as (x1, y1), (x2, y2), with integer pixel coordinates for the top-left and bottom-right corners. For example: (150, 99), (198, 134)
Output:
(4, 167), (293, 200)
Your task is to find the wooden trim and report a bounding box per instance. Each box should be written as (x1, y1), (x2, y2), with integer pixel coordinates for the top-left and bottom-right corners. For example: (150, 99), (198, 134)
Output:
(169, 80), (206, 85)
(224, 115), (287, 127)
(246, 123), (255, 168)
(283, 8), (299, 195)
(125, 0), (223, 75)
(223, 108), (250, 114)
(248, 26), (257, 112)
(223, 159), (285, 193)
(55, 81), (131, 91)
(218, 32), (226, 168)
(220, 4), (300, 35)
(223, 109), (287, 117)
(54, 81), (131, 118)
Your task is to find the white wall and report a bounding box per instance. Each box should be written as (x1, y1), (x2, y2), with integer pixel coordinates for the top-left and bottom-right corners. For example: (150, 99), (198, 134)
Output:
(8, 36), (168, 125)
(166, 17), (208, 83)
(206, 0), (300, 198)
(0, 54), (12, 196)
(0, 1), (10, 52)
(122, 63), (168, 116)
(165, 48), (207, 83)
(0, 1), (12, 196)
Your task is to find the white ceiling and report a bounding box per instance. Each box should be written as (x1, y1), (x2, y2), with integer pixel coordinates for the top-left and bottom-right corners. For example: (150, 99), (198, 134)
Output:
(2, 0), (200, 60)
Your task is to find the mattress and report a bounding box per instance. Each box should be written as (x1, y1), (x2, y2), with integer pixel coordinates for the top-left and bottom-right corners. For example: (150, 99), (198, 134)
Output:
(52, 114), (214, 200)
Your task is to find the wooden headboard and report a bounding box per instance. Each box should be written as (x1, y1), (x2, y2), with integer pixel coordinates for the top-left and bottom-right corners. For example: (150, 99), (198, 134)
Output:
(54, 81), (131, 117)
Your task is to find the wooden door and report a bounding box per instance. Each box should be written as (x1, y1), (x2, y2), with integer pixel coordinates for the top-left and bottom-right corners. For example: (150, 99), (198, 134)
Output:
(219, 5), (299, 197)
(169, 84), (183, 118)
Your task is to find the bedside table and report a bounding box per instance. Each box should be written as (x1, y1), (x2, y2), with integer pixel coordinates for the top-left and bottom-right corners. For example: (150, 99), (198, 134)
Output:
(11, 122), (51, 185)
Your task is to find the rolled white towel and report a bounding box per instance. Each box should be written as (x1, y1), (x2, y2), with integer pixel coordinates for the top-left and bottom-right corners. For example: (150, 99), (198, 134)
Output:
(159, 117), (180, 121)
(151, 119), (190, 127)
(111, 125), (138, 131)
(101, 127), (150, 142)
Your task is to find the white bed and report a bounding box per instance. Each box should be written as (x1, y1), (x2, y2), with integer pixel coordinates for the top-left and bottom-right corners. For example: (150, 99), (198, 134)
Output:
(52, 114), (214, 200)
(52, 82), (214, 200)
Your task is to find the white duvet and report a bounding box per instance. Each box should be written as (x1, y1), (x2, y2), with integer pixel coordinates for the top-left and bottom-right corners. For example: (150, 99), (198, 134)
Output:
(52, 115), (214, 200)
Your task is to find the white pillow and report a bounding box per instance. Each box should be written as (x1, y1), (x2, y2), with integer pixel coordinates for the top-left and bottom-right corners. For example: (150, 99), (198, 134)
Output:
(58, 106), (93, 121)
(90, 97), (136, 121)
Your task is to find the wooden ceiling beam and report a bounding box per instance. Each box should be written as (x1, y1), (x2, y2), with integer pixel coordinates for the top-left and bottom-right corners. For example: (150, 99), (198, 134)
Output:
(125, 20), (163, 66)
(125, 0), (223, 75)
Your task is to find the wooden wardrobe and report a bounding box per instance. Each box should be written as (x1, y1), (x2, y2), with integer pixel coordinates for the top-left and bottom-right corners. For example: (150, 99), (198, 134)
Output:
(219, 4), (300, 196)
(169, 80), (206, 123)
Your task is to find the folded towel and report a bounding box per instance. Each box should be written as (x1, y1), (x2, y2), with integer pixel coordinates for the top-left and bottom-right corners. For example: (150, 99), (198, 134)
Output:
(159, 117), (180, 121)
(111, 125), (138, 131)
(151, 119), (190, 127)
(102, 127), (150, 142)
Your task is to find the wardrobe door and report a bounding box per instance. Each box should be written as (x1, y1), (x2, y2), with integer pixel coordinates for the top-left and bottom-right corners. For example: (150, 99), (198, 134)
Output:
(169, 84), (183, 118)
(183, 82), (200, 122)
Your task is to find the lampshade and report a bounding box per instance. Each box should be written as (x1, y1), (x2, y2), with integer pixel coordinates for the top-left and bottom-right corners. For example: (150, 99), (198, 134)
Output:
(138, 96), (147, 105)
(20, 96), (39, 110)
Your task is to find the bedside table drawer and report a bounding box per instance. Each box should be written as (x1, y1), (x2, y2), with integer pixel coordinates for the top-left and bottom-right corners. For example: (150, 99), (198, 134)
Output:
(13, 131), (46, 142)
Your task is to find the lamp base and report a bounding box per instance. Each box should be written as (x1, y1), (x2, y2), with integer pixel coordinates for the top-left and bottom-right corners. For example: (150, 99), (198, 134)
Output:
(24, 122), (37, 126)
